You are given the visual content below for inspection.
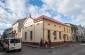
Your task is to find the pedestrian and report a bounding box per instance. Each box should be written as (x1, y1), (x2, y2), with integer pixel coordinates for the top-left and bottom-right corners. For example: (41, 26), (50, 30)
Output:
(45, 40), (48, 48)
(48, 40), (51, 47)
(40, 38), (43, 47)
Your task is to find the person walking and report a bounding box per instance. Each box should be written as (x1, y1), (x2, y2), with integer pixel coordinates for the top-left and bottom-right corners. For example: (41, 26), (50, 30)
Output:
(48, 40), (51, 48)
(45, 40), (48, 48)
(40, 38), (43, 47)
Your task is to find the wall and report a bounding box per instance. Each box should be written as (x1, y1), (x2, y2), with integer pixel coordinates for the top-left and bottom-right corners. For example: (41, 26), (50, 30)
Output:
(34, 21), (43, 43)
(22, 18), (43, 44)
(22, 18), (34, 42)
(13, 22), (19, 38)
(43, 19), (72, 43)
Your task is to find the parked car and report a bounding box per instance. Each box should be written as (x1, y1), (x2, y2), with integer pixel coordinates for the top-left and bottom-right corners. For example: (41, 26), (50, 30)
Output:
(3, 38), (22, 52)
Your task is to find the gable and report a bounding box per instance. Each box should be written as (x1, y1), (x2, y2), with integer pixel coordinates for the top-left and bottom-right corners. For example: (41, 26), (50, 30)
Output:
(23, 17), (34, 27)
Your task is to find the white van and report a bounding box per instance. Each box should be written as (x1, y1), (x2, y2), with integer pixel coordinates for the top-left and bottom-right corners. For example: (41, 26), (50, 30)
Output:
(3, 38), (22, 52)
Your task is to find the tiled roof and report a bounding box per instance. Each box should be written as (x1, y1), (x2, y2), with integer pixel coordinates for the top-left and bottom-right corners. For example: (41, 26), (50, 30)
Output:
(34, 15), (69, 26)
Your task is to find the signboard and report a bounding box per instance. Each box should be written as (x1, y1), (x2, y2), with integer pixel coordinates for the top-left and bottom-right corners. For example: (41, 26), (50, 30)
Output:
(53, 31), (56, 39)
(53, 31), (56, 36)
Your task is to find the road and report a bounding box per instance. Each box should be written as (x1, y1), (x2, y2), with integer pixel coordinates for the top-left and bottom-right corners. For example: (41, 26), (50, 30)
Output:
(3, 43), (85, 55)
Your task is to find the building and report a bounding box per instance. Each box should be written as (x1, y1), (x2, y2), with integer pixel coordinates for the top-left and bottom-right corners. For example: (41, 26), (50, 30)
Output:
(12, 18), (26, 38)
(65, 23), (78, 42)
(0, 35), (1, 39)
(22, 15), (72, 46)
(76, 25), (85, 42)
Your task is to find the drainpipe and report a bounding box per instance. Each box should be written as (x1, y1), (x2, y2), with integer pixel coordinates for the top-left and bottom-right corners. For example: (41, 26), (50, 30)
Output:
(34, 21), (35, 44)
(43, 17), (44, 42)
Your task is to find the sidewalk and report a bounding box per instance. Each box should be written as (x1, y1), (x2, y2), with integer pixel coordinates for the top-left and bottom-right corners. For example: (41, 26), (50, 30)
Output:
(23, 44), (44, 48)
(23, 43), (78, 49)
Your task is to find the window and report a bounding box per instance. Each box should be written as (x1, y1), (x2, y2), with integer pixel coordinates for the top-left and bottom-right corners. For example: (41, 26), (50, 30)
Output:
(64, 28), (65, 32)
(69, 29), (70, 33)
(54, 25), (56, 27)
(25, 32), (27, 40)
(59, 26), (61, 28)
(30, 31), (33, 40)
(4, 39), (8, 44)
(59, 32), (61, 39)
(48, 23), (50, 25)
(10, 39), (20, 43)
(53, 31), (57, 40)
(67, 36), (68, 40)
(67, 28), (68, 32)
(48, 30), (50, 40)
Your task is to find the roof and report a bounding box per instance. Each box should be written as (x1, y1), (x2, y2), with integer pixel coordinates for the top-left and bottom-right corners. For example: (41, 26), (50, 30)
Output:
(13, 18), (26, 26)
(34, 15), (70, 27)
(18, 18), (26, 26)
(13, 15), (70, 27)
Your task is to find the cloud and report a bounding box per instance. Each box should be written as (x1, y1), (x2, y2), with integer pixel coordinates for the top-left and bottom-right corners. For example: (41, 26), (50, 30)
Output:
(27, 4), (59, 18)
(42, 0), (85, 26)
(0, 23), (12, 30)
(0, 0), (28, 33)
(0, 0), (64, 34)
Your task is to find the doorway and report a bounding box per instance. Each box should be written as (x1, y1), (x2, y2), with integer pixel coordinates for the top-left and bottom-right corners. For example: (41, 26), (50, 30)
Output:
(63, 34), (66, 43)
(48, 30), (51, 41)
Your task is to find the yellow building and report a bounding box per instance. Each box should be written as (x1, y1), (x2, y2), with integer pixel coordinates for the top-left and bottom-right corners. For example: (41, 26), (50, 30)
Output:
(22, 15), (72, 46)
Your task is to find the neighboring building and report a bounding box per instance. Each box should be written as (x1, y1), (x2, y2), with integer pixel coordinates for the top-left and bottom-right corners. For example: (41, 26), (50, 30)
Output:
(0, 35), (1, 39)
(2, 28), (13, 39)
(65, 23), (78, 42)
(76, 25), (85, 42)
(12, 18), (26, 38)
(22, 15), (72, 46)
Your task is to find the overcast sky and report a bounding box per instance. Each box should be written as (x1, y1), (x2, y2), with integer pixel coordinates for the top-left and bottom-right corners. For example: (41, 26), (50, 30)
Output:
(0, 0), (85, 34)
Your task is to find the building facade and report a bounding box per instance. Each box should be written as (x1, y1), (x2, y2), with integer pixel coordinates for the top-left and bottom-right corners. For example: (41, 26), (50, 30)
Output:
(0, 35), (1, 39)
(76, 25), (85, 42)
(22, 15), (72, 46)
(65, 23), (78, 42)
(12, 18), (26, 38)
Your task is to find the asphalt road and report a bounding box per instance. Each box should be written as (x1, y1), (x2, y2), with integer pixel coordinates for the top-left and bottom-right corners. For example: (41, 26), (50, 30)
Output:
(3, 43), (85, 55)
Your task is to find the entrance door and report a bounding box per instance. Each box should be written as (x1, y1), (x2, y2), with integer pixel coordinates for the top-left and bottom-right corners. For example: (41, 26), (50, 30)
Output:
(48, 30), (51, 41)
(63, 34), (66, 43)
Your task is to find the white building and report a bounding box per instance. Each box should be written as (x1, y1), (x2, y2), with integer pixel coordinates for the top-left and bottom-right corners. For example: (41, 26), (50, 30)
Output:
(76, 25), (85, 42)
(21, 15), (72, 46)
(12, 18), (26, 38)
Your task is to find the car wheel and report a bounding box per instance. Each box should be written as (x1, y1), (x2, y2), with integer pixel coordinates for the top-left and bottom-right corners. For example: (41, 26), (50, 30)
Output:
(18, 49), (22, 52)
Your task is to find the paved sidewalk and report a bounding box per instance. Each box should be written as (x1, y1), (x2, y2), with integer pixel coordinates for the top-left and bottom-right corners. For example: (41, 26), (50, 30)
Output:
(23, 43), (79, 49)
(23, 44), (43, 48)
